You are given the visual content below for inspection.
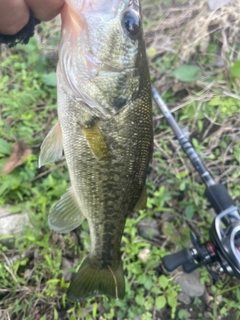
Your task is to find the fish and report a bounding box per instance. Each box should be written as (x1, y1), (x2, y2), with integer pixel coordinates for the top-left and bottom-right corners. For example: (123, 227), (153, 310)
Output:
(39, 0), (153, 301)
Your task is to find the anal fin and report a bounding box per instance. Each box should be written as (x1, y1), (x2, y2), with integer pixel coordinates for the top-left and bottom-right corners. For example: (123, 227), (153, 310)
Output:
(49, 188), (85, 233)
(81, 124), (110, 162)
(39, 121), (63, 167)
(134, 186), (148, 211)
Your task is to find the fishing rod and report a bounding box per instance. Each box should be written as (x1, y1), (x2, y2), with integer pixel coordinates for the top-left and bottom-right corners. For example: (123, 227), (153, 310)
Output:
(151, 85), (240, 281)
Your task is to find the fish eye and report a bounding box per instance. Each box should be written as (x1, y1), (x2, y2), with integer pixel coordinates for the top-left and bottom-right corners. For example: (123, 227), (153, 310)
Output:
(122, 10), (141, 39)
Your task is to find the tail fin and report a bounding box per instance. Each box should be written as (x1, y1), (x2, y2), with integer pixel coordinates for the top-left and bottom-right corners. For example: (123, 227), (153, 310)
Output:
(67, 256), (125, 301)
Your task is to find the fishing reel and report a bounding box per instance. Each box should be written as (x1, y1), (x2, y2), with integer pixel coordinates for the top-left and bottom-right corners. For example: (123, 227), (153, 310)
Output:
(151, 85), (240, 281)
(162, 204), (240, 280)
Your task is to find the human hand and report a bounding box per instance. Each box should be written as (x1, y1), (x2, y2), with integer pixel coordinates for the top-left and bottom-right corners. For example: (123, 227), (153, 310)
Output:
(0, 0), (64, 35)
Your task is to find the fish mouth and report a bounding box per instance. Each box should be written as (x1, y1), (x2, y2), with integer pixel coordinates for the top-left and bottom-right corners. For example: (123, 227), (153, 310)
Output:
(101, 64), (136, 73)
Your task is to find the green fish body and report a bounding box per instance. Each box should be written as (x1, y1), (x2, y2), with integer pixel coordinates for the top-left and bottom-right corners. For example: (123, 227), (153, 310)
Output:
(39, 0), (152, 301)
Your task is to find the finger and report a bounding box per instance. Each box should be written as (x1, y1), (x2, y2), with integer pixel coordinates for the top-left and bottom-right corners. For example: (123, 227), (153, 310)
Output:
(0, 0), (29, 35)
(25, 0), (64, 21)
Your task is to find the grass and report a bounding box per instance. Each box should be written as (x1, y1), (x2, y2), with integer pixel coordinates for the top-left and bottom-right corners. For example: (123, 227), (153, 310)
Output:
(1, 0), (240, 319)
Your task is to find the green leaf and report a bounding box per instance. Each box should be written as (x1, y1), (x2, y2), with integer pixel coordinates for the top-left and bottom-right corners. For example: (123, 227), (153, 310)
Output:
(147, 47), (157, 58)
(155, 295), (166, 309)
(179, 181), (187, 191)
(54, 307), (58, 320)
(178, 309), (189, 319)
(144, 278), (153, 290)
(92, 302), (98, 318)
(185, 204), (195, 219)
(7, 205), (22, 213)
(236, 288), (240, 302)
(167, 292), (178, 308)
(208, 96), (221, 106)
(220, 306), (228, 316)
(42, 72), (57, 87)
(151, 286), (162, 295)
(0, 138), (11, 155)
(144, 296), (154, 311)
(230, 60), (240, 78)
(159, 275), (168, 289)
(135, 294), (145, 306)
(176, 171), (188, 179)
(138, 274), (146, 284)
(171, 65), (202, 82)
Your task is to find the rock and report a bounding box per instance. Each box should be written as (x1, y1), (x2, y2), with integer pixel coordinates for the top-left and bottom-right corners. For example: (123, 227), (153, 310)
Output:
(208, 0), (231, 11)
(202, 290), (214, 305)
(137, 218), (161, 242)
(213, 55), (225, 68)
(178, 292), (191, 305)
(175, 269), (205, 297)
(204, 311), (213, 319)
(0, 207), (31, 238)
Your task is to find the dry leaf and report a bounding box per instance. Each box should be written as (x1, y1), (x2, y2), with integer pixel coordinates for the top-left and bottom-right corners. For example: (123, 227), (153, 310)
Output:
(138, 248), (150, 263)
(3, 141), (32, 174)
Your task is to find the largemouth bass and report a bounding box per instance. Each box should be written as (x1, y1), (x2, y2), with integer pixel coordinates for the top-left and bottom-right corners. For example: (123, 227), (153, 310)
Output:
(39, 0), (152, 301)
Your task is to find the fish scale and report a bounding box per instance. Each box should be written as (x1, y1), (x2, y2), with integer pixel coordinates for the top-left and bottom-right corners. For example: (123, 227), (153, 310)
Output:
(39, 0), (152, 301)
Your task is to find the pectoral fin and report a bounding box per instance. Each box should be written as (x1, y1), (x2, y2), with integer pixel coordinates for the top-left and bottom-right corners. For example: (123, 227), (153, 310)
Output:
(135, 187), (148, 211)
(39, 122), (63, 167)
(82, 124), (110, 162)
(49, 188), (85, 233)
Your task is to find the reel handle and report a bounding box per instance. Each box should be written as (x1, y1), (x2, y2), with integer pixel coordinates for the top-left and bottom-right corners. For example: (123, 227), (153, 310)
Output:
(182, 261), (199, 273)
(162, 248), (193, 272)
